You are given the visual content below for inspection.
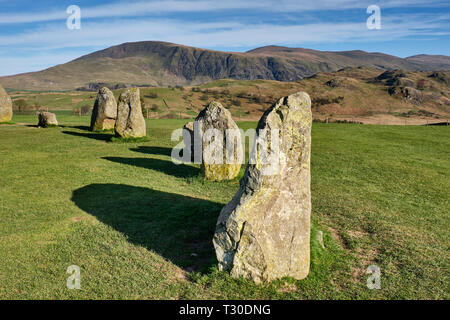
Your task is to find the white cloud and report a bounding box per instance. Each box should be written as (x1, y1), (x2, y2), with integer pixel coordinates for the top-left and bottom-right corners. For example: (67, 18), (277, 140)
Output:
(0, 0), (448, 24)
(0, 13), (447, 51)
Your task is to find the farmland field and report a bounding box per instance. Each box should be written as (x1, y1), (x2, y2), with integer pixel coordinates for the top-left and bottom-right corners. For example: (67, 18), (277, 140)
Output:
(0, 114), (448, 299)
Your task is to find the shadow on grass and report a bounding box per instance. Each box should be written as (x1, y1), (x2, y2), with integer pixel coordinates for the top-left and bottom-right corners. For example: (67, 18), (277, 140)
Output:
(62, 130), (113, 142)
(71, 183), (221, 272)
(102, 156), (199, 178)
(60, 125), (90, 131)
(130, 146), (173, 157)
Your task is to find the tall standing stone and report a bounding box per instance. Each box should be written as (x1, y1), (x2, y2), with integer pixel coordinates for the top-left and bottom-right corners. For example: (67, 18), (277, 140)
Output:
(90, 87), (117, 131)
(195, 101), (242, 181)
(0, 84), (12, 122)
(115, 88), (146, 138)
(213, 92), (312, 283)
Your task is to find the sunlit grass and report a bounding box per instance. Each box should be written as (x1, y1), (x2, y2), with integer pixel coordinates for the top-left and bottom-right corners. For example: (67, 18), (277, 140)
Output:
(0, 114), (448, 299)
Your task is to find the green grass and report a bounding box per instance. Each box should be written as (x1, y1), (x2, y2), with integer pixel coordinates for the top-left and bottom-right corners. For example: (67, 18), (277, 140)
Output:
(0, 114), (448, 299)
(110, 136), (150, 144)
(10, 92), (96, 111)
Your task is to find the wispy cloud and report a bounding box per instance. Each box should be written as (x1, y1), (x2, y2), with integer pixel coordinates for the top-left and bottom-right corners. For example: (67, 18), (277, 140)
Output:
(0, 12), (448, 51)
(0, 0), (448, 24)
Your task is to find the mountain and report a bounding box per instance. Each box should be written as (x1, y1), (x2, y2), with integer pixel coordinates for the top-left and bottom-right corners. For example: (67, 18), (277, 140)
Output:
(1, 41), (449, 91)
(405, 54), (450, 70)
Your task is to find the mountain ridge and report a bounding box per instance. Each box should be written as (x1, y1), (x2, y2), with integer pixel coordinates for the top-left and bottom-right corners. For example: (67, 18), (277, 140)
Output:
(1, 41), (449, 91)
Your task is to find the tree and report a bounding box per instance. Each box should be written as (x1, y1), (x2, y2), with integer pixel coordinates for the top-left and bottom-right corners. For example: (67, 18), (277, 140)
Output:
(13, 99), (28, 111)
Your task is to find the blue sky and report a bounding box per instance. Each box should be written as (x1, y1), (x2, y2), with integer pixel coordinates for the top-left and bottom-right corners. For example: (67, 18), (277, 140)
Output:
(0, 0), (449, 76)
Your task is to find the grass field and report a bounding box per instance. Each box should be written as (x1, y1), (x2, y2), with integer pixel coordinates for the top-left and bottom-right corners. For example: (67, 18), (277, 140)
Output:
(0, 114), (448, 299)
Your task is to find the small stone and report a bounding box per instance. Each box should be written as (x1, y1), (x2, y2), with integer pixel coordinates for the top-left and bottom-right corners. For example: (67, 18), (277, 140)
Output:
(90, 87), (117, 131)
(115, 88), (146, 138)
(0, 84), (13, 122)
(213, 92), (312, 283)
(38, 111), (58, 127)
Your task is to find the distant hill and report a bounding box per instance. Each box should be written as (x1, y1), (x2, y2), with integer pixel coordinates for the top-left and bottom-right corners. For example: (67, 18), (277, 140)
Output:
(1, 41), (449, 91)
(405, 54), (450, 70)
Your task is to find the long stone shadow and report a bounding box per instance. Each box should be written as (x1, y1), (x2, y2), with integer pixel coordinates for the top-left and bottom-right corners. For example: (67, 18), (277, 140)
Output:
(102, 156), (199, 178)
(62, 130), (113, 142)
(71, 183), (221, 272)
(130, 146), (173, 157)
(60, 125), (90, 131)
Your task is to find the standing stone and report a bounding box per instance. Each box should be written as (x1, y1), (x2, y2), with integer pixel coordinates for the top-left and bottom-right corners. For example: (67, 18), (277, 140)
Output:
(90, 87), (117, 131)
(0, 84), (13, 122)
(213, 92), (312, 283)
(38, 111), (58, 127)
(115, 88), (146, 138)
(195, 101), (242, 181)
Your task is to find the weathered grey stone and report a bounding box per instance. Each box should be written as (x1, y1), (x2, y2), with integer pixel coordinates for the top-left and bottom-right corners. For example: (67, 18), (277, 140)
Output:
(90, 87), (117, 131)
(0, 84), (13, 122)
(38, 111), (58, 127)
(115, 88), (146, 138)
(184, 121), (194, 133)
(195, 101), (242, 181)
(213, 91), (312, 283)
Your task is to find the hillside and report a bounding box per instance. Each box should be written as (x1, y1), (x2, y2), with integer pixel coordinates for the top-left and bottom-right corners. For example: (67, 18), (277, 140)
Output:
(1, 41), (450, 91)
(7, 67), (450, 125)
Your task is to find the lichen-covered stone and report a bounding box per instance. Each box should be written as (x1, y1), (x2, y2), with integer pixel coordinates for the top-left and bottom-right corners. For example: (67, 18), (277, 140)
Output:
(90, 87), (117, 131)
(115, 88), (146, 138)
(38, 112), (58, 127)
(195, 101), (242, 181)
(0, 84), (12, 122)
(213, 92), (312, 283)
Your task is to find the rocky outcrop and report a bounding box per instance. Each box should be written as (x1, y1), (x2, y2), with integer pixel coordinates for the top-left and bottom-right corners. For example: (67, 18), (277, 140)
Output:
(376, 69), (406, 82)
(0, 84), (12, 122)
(38, 112), (58, 127)
(429, 71), (450, 85)
(389, 86), (422, 104)
(115, 88), (146, 138)
(392, 77), (415, 87)
(325, 77), (357, 89)
(90, 87), (117, 131)
(195, 101), (242, 181)
(213, 92), (312, 283)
